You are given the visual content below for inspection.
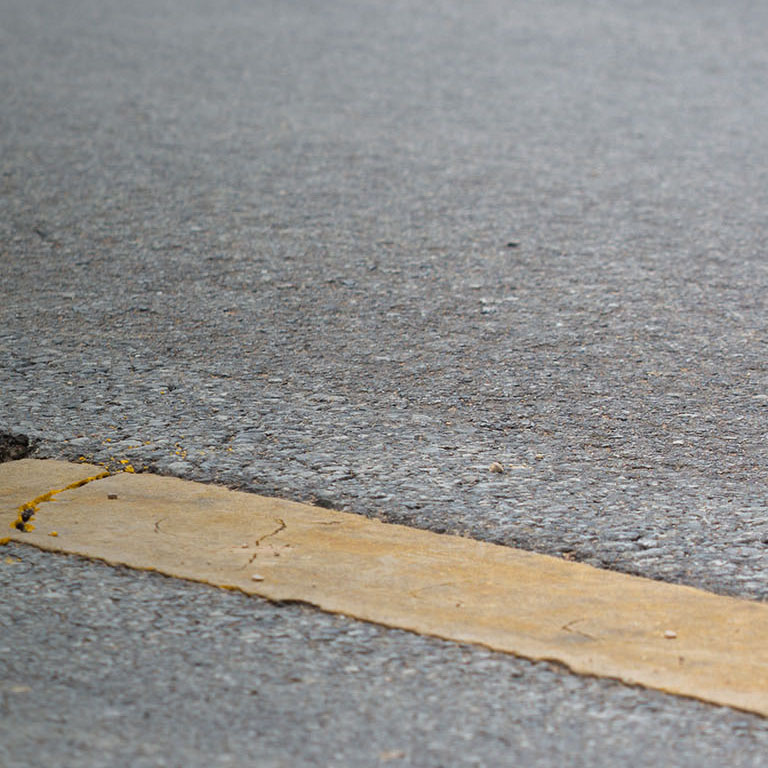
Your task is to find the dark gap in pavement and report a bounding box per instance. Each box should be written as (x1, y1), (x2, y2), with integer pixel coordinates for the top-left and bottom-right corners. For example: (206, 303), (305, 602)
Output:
(0, 432), (36, 463)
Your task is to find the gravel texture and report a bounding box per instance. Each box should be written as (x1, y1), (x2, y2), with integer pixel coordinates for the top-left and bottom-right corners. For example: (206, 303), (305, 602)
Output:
(3, 542), (768, 768)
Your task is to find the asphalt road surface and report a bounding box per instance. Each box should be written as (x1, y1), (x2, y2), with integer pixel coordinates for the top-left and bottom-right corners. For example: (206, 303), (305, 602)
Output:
(3, 0), (768, 764)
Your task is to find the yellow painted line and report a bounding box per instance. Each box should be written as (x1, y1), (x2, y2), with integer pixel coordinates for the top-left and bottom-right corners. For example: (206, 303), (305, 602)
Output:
(3, 458), (768, 716)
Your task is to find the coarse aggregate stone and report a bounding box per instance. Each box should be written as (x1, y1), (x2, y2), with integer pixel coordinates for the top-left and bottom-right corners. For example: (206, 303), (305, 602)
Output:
(3, 0), (768, 602)
(3, 542), (768, 768)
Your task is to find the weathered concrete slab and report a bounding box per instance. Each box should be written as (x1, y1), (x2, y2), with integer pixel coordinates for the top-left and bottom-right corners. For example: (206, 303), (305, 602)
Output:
(3, 459), (768, 717)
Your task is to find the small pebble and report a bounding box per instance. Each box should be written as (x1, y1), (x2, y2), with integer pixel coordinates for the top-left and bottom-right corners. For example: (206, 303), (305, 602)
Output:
(489, 462), (504, 474)
(664, 630), (677, 639)
(251, 573), (265, 582)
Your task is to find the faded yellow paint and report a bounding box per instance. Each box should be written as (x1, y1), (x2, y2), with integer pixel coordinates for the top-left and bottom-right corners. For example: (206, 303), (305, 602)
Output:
(2, 458), (768, 717)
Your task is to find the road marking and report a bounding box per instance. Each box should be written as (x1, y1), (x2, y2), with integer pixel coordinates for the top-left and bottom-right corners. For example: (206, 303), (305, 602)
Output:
(3, 458), (768, 716)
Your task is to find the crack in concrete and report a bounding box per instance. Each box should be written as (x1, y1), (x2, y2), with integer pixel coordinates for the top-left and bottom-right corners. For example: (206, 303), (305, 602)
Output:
(10, 471), (112, 533)
(561, 618), (598, 641)
(408, 581), (461, 600)
(246, 518), (286, 565)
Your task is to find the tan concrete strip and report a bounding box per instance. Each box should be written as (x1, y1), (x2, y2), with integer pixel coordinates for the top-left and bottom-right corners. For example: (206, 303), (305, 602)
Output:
(0, 458), (108, 537)
(3, 458), (768, 716)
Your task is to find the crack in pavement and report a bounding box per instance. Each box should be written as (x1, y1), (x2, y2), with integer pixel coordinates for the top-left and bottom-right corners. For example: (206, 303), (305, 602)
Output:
(10, 470), (112, 533)
(245, 518), (287, 566)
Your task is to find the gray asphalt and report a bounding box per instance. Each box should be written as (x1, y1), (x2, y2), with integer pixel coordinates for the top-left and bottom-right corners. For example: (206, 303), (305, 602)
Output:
(2, 0), (768, 763)
(3, 541), (768, 768)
